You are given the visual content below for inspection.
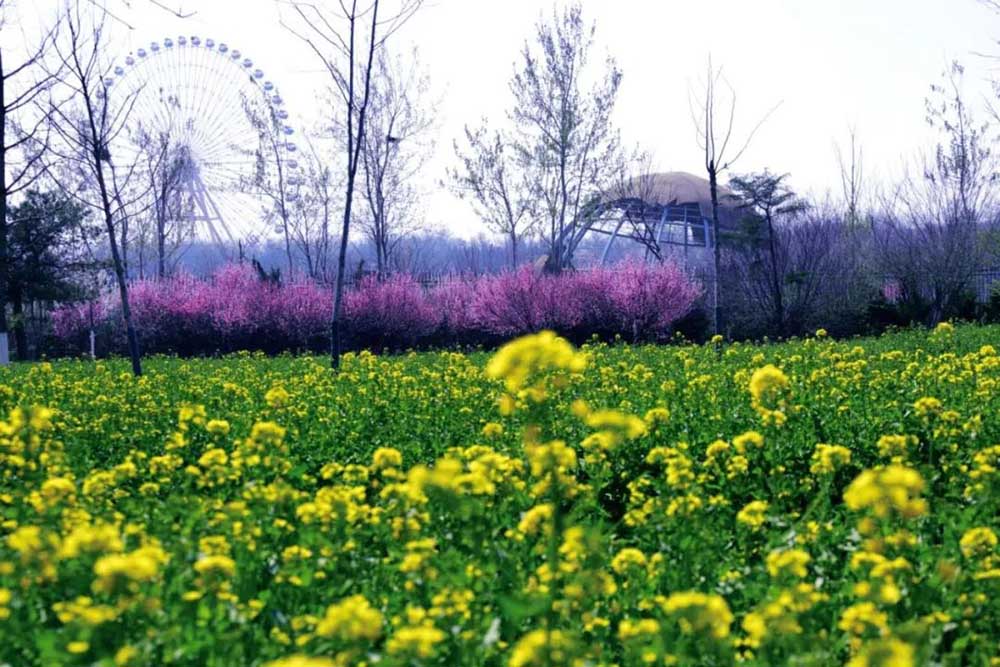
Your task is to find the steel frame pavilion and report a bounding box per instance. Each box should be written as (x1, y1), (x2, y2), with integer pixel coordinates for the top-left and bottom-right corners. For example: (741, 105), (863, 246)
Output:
(553, 199), (719, 268)
(550, 172), (740, 268)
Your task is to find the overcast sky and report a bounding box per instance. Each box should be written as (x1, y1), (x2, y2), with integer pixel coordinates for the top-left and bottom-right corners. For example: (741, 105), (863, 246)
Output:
(13, 0), (1000, 238)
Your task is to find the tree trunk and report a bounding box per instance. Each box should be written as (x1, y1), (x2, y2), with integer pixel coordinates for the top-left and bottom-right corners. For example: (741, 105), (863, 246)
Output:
(157, 207), (166, 279)
(11, 283), (26, 360)
(765, 212), (783, 336)
(283, 216), (294, 281)
(330, 180), (353, 369)
(708, 162), (722, 336)
(93, 153), (142, 376)
(331, 0), (380, 370)
(0, 55), (8, 366)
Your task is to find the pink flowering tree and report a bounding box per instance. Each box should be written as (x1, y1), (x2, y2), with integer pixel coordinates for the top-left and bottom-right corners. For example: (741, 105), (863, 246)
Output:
(606, 260), (703, 341)
(50, 260), (702, 355)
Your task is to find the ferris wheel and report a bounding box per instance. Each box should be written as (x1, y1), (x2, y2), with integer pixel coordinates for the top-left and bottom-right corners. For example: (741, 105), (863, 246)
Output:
(104, 34), (303, 251)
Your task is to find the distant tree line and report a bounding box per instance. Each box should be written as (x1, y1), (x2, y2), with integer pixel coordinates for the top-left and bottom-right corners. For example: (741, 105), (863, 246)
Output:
(4, 0), (1000, 363)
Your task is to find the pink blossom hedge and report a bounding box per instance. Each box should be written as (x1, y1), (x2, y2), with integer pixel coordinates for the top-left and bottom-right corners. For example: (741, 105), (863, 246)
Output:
(52, 261), (702, 355)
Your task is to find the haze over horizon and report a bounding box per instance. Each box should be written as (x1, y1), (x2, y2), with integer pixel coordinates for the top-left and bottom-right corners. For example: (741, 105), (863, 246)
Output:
(12, 0), (1000, 239)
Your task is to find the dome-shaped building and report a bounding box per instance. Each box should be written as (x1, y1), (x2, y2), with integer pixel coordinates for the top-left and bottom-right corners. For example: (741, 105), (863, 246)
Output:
(557, 171), (743, 267)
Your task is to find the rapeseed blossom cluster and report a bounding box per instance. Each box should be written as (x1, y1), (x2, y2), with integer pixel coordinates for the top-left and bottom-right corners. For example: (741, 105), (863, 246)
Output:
(0, 324), (997, 665)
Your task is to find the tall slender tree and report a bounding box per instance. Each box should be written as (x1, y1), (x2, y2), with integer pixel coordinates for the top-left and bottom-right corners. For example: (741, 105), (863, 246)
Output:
(0, 0), (61, 364)
(358, 47), (433, 277)
(509, 2), (624, 272)
(689, 56), (777, 335)
(44, 1), (159, 376)
(281, 0), (423, 369)
(244, 95), (298, 280)
(834, 126), (867, 228)
(450, 123), (534, 268)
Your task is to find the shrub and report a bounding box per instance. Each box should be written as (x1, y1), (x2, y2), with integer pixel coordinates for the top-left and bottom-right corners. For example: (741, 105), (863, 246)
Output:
(50, 261), (702, 356)
(344, 275), (440, 352)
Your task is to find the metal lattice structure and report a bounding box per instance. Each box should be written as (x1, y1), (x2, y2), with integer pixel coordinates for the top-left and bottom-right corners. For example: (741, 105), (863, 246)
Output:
(554, 171), (742, 267)
(105, 35), (302, 250)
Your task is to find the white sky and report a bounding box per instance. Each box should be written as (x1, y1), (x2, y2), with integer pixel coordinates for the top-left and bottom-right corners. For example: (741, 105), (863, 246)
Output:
(12, 0), (1000, 239)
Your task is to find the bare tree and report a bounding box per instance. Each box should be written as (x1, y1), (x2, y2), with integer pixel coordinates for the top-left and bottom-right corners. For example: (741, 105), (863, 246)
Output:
(450, 122), (533, 268)
(44, 2), (156, 376)
(145, 133), (194, 279)
(875, 62), (997, 325)
(510, 1), (624, 272)
(358, 47), (433, 276)
(689, 56), (777, 335)
(834, 126), (867, 228)
(288, 138), (338, 280)
(244, 95), (298, 280)
(87, 0), (197, 29)
(0, 0), (62, 364)
(728, 171), (808, 336)
(281, 0), (422, 369)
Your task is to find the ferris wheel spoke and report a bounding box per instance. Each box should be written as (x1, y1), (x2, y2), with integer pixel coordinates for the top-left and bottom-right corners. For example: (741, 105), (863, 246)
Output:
(107, 33), (296, 247)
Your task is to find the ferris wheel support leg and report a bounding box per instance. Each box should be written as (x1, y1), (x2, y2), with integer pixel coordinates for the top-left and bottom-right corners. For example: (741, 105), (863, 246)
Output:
(201, 187), (237, 246)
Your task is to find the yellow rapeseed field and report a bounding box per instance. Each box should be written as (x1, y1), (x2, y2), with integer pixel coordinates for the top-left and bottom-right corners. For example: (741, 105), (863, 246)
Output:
(1, 323), (998, 666)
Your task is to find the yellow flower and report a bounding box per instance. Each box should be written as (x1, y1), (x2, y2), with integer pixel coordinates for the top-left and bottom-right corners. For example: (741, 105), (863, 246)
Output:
(7, 526), (45, 560)
(661, 591), (733, 639)
(198, 448), (228, 468)
(92, 546), (168, 594)
(810, 443), (852, 474)
(844, 465), (926, 519)
(932, 321), (954, 335)
(611, 548), (648, 574)
(399, 538), (437, 573)
(114, 645), (140, 666)
(265, 386), (291, 408)
(766, 548), (811, 579)
(205, 419), (231, 435)
(737, 501), (769, 530)
(485, 331), (587, 394)
(742, 611), (767, 643)
(372, 447), (403, 470)
(838, 601), (888, 635)
(481, 422), (504, 438)
(846, 638), (915, 667)
(913, 396), (942, 417)
(315, 595), (383, 641)
(959, 527), (997, 559)
(67, 641), (90, 655)
(749, 365), (789, 406)
(876, 435), (915, 460)
(508, 629), (574, 667)
(733, 431), (765, 451)
(618, 618), (660, 640)
(386, 623), (446, 658)
(264, 656), (338, 667)
(194, 555), (236, 578)
(643, 407), (670, 425)
(40, 476), (76, 503)
(583, 409), (647, 442)
(249, 421), (286, 444)
(516, 504), (553, 536)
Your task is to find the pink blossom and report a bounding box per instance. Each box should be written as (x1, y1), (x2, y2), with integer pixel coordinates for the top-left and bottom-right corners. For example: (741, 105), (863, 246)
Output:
(50, 260), (702, 354)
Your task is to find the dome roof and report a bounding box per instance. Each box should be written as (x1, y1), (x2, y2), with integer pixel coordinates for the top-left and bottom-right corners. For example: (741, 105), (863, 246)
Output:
(609, 171), (739, 216)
